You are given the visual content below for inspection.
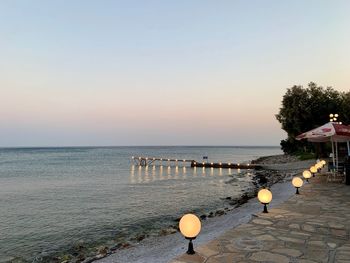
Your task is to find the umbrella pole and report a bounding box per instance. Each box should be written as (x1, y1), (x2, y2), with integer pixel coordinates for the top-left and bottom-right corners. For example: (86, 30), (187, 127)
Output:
(347, 141), (350, 156)
(336, 141), (339, 172)
(331, 137), (335, 171)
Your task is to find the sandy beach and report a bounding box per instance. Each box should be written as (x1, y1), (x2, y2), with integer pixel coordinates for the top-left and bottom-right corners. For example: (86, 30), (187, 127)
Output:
(96, 156), (315, 263)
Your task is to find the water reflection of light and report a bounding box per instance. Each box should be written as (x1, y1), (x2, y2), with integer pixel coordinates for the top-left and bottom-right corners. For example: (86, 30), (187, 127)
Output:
(167, 166), (171, 179)
(237, 168), (241, 174)
(210, 167), (214, 176)
(130, 165), (135, 183)
(228, 168), (232, 174)
(193, 167), (197, 176)
(144, 165), (149, 182)
(152, 165), (156, 181)
(182, 166), (187, 178)
(219, 168), (223, 176)
(159, 165), (164, 180)
(175, 166), (179, 179)
(138, 166), (142, 183)
(202, 167), (206, 176)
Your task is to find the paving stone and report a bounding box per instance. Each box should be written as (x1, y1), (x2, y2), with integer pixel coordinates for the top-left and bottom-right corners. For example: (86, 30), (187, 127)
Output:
(252, 219), (273, 225)
(176, 253), (206, 263)
(303, 224), (316, 232)
(272, 248), (303, 257)
(289, 223), (300, 230)
(249, 251), (289, 263)
(327, 242), (337, 248)
(308, 240), (327, 248)
(255, 234), (276, 241)
(278, 236), (305, 244)
(206, 253), (243, 263)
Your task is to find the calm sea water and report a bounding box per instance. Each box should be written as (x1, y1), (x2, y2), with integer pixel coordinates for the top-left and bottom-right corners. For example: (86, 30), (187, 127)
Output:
(0, 146), (281, 262)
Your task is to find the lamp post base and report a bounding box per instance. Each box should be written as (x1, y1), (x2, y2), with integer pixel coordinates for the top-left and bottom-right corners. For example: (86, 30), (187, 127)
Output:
(296, 187), (300, 194)
(263, 203), (268, 213)
(186, 238), (195, 255)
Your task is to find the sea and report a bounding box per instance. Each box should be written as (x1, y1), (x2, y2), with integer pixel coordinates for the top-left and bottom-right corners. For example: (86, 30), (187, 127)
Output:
(0, 146), (282, 262)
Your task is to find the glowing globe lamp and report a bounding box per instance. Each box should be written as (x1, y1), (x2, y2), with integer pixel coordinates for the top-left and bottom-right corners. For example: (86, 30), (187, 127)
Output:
(310, 166), (317, 177)
(302, 170), (312, 182)
(257, 189), (272, 213)
(179, 214), (201, 255)
(292, 177), (303, 194)
(316, 162), (323, 170)
(321, 160), (326, 166)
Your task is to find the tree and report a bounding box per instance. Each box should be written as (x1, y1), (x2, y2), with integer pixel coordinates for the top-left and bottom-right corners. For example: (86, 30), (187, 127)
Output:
(276, 82), (349, 154)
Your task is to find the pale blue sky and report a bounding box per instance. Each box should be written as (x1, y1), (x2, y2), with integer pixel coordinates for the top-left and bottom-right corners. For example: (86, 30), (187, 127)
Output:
(1, 1), (349, 146)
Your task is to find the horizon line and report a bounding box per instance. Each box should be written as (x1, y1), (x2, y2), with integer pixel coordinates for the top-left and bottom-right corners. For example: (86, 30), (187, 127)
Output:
(0, 145), (281, 149)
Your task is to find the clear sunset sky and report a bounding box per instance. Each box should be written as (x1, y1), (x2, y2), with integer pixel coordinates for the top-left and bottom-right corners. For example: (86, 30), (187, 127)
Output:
(1, 1), (349, 147)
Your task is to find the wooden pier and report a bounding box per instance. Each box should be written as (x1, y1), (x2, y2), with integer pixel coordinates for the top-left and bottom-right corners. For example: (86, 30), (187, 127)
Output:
(131, 156), (260, 169)
(131, 156), (195, 166)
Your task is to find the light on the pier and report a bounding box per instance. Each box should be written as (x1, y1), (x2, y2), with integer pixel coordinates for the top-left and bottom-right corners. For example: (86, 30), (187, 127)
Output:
(292, 177), (303, 194)
(183, 159), (186, 162)
(302, 170), (312, 182)
(211, 162), (213, 166)
(257, 189), (272, 213)
(168, 159), (170, 161)
(139, 157), (141, 160)
(202, 162), (205, 165)
(228, 162), (231, 165)
(153, 158), (155, 160)
(132, 156), (134, 159)
(219, 162), (222, 166)
(179, 214), (201, 255)
(175, 159), (178, 162)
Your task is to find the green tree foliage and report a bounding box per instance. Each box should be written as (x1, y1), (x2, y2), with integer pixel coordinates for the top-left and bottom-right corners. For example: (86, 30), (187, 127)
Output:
(276, 82), (350, 154)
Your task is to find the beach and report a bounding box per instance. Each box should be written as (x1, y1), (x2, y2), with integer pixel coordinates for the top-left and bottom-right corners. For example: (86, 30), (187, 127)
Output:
(96, 156), (315, 263)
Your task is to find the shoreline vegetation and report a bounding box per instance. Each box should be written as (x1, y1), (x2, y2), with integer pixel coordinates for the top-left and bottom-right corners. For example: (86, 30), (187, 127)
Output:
(42, 154), (314, 263)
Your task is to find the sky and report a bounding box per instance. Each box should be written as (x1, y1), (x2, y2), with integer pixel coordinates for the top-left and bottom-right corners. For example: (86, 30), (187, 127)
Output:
(1, 0), (349, 147)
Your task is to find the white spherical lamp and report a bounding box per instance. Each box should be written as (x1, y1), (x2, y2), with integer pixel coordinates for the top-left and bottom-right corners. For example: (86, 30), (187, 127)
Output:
(292, 177), (303, 194)
(257, 189), (272, 213)
(302, 170), (312, 182)
(310, 166), (317, 177)
(179, 214), (201, 254)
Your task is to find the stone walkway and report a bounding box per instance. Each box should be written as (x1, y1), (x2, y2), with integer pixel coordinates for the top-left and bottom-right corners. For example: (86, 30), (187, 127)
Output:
(171, 175), (350, 263)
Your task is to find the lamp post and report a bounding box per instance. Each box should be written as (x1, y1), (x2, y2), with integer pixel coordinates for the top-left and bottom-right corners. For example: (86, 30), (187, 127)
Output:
(179, 214), (201, 255)
(330, 113), (339, 122)
(302, 170), (312, 182)
(292, 177), (303, 194)
(330, 113), (342, 124)
(257, 189), (272, 213)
